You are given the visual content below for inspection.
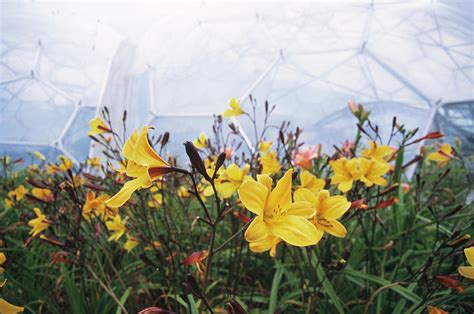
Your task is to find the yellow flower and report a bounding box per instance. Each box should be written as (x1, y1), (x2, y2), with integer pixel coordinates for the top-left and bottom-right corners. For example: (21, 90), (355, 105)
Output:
(361, 141), (394, 161)
(7, 185), (27, 202)
(358, 158), (390, 187)
(239, 169), (318, 256)
(82, 191), (111, 221)
(0, 299), (24, 314)
(258, 141), (272, 153)
(178, 186), (191, 198)
(86, 157), (101, 168)
(106, 215), (126, 241)
(124, 235), (140, 252)
(329, 158), (361, 192)
(105, 126), (173, 208)
(193, 132), (208, 149)
(427, 143), (453, 167)
(32, 151), (46, 161)
(28, 208), (50, 237)
(46, 156), (73, 173)
(223, 98), (244, 117)
(0, 252), (5, 273)
(298, 170), (325, 193)
(216, 163), (252, 198)
(147, 193), (163, 208)
(294, 189), (350, 243)
(260, 151), (281, 175)
(4, 198), (13, 209)
(88, 116), (111, 136)
(458, 246), (474, 279)
(32, 188), (54, 202)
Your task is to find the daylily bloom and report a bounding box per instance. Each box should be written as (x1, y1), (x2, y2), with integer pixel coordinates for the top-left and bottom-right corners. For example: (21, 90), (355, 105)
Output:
(239, 169), (318, 256)
(0, 252), (5, 273)
(88, 116), (111, 136)
(106, 215), (127, 241)
(181, 251), (209, 274)
(86, 157), (101, 168)
(216, 163), (252, 198)
(28, 207), (51, 237)
(82, 191), (111, 221)
(147, 193), (163, 208)
(291, 145), (320, 169)
(260, 151), (281, 175)
(7, 185), (27, 202)
(427, 305), (448, 314)
(427, 143), (453, 167)
(329, 158), (361, 192)
(258, 141), (272, 153)
(178, 186), (191, 198)
(124, 235), (140, 252)
(31, 188), (55, 203)
(105, 127), (173, 208)
(46, 156), (73, 174)
(223, 98), (244, 117)
(192, 132), (208, 149)
(358, 158), (390, 187)
(458, 246), (474, 279)
(297, 170), (325, 193)
(294, 189), (351, 243)
(361, 141), (394, 161)
(0, 298), (24, 314)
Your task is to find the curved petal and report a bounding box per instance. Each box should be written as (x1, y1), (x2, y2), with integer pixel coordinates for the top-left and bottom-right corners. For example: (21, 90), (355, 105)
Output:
(320, 196), (350, 220)
(267, 169), (293, 213)
(270, 215), (319, 246)
(464, 247), (474, 266)
(132, 127), (169, 167)
(106, 177), (144, 208)
(294, 188), (317, 206)
(225, 164), (242, 181)
(338, 180), (353, 192)
(238, 180), (267, 215)
(287, 201), (315, 218)
(458, 266), (474, 279)
(322, 220), (347, 238)
(244, 216), (268, 243)
(217, 182), (237, 199)
(257, 174), (273, 192)
(122, 130), (139, 160)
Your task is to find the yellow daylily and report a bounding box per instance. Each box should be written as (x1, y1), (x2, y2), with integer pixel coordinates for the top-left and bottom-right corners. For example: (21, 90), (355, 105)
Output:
(88, 116), (111, 136)
(458, 246), (474, 279)
(329, 158), (361, 192)
(193, 132), (208, 149)
(239, 169), (318, 256)
(124, 235), (140, 252)
(216, 163), (252, 198)
(106, 215), (126, 241)
(105, 126), (173, 208)
(294, 189), (351, 243)
(260, 151), (281, 175)
(258, 141), (272, 153)
(178, 186), (191, 198)
(427, 143), (453, 167)
(148, 193), (163, 208)
(361, 141), (394, 161)
(57, 155), (73, 171)
(82, 191), (112, 221)
(0, 252), (5, 273)
(223, 98), (244, 117)
(358, 157), (390, 187)
(28, 208), (50, 237)
(32, 188), (54, 202)
(7, 185), (27, 202)
(298, 170), (325, 193)
(86, 157), (101, 168)
(0, 299), (24, 314)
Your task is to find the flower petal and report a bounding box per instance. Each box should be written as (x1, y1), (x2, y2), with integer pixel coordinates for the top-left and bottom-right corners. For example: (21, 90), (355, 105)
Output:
(244, 216), (268, 242)
(322, 220), (347, 238)
(287, 201), (315, 218)
(320, 196), (350, 220)
(238, 180), (268, 215)
(294, 188), (317, 206)
(458, 266), (474, 279)
(267, 169), (293, 213)
(106, 177), (145, 208)
(464, 247), (474, 266)
(270, 215), (319, 246)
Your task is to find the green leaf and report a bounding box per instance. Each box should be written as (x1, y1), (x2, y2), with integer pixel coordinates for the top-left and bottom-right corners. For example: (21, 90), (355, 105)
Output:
(115, 287), (132, 314)
(269, 261), (285, 313)
(313, 252), (345, 314)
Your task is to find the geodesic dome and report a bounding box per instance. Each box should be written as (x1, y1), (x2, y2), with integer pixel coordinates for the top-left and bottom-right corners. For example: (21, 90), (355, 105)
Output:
(1, 1), (473, 163)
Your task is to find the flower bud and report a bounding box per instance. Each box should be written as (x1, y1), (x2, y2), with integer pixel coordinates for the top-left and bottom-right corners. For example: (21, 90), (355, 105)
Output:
(225, 300), (247, 314)
(184, 141), (211, 181)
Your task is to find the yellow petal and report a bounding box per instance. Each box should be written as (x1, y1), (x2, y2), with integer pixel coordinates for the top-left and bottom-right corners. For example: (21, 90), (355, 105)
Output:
(0, 252), (6, 265)
(464, 247), (474, 266)
(338, 180), (353, 192)
(132, 127), (169, 167)
(458, 266), (474, 279)
(245, 216), (268, 242)
(238, 180), (268, 216)
(266, 169), (292, 214)
(122, 130), (139, 160)
(322, 220), (347, 238)
(217, 182), (237, 198)
(106, 177), (144, 208)
(294, 188), (317, 206)
(320, 196), (350, 221)
(270, 215), (319, 246)
(0, 298), (24, 314)
(287, 201), (315, 218)
(257, 174), (273, 192)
